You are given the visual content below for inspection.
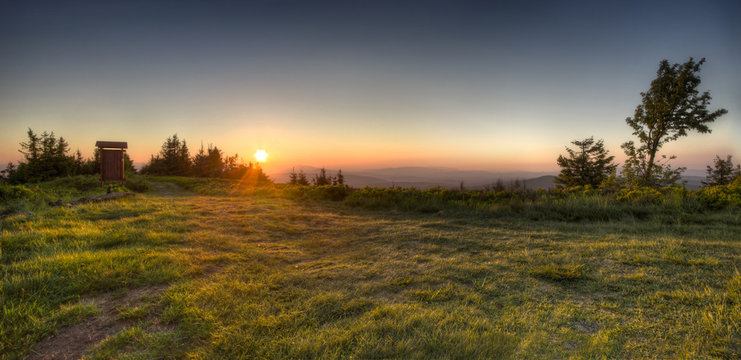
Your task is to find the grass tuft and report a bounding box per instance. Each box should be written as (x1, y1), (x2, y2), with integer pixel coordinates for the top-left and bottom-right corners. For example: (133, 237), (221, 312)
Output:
(531, 263), (586, 281)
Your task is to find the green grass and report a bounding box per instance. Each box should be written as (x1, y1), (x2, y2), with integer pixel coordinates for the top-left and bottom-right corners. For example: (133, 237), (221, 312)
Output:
(1, 177), (740, 359)
(530, 263), (586, 281)
(0, 174), (150, 217)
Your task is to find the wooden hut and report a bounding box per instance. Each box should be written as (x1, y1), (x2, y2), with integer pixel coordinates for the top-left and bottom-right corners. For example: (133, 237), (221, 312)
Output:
(95, 141), (127, 186)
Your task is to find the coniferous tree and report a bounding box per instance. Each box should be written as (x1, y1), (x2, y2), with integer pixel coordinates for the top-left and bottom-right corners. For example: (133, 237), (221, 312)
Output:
(1, 162), (17, 181)
(492, 178), (505, 192)
(702, 155), (741, 186)
(73, 150), (85, 174)
(223, 160), (271, 185)
(21, 129), (41, 163)
(192, 143), (208, 177)
(249, 163), (271, 185)
(222, 154), (244, 178)
(336, 169), (344, 185)
(192, 143), (224, 178)
(141, 134), (191, 175)
(622, 58), (727, 187)
(6, 129), (77, 183)
(511, 179), (522, 190)
(313, 168), (331, 186)
(176, 138), (191, 175)
(288, 168), (299, 185)
(297, 170), (310, 185)
(555, 137), (616, 188)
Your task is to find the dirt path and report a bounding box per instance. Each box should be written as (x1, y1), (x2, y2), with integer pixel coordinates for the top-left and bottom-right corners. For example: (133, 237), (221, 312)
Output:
(148, 181), (191, 197)
(27, 284), (170, 360)
(25, 181), (188, 360)
(25, 182), (294, 360)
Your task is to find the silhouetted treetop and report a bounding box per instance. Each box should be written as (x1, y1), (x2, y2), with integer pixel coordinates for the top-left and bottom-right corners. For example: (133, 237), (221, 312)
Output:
(622, 57), (727, 187)
(703, 155), (740, 187)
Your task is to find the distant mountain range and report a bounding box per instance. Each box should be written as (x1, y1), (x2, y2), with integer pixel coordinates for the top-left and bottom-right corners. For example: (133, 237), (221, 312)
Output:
(273, 166), (707, 190)
(273, 166), (555, 189)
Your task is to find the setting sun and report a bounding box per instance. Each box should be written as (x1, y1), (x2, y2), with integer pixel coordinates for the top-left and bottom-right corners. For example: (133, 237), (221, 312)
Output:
(254, 149), (268, 162)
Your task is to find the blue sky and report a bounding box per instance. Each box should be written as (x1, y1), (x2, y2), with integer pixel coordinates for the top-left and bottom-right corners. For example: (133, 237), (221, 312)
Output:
(1, 0), (738, 173)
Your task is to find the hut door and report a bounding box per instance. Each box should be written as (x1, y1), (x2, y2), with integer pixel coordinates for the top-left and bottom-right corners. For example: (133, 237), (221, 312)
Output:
(101, 149), (124, 181)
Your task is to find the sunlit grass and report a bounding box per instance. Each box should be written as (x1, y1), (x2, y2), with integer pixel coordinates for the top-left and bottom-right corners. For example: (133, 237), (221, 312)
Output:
(1, 178), (739, 359)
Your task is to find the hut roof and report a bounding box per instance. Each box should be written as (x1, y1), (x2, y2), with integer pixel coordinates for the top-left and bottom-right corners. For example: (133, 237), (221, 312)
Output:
(95, 141), (128, 149)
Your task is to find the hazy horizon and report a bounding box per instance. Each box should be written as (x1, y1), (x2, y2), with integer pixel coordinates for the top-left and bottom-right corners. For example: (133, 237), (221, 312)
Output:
(2, 0), (739, 174)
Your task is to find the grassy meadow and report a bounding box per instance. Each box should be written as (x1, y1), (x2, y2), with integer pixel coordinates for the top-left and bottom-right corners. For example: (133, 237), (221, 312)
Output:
(1, 176), (740, 359)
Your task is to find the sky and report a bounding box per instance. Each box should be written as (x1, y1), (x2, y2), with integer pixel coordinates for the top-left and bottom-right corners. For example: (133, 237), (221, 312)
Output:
(1, 0), (739, 175)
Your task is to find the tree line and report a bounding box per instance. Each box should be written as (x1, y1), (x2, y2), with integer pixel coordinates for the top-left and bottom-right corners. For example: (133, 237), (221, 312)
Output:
(1, 129), (135, 184)
(138, 134), (271, 184)
(1, 132), (270, 185)
(554, 57), (737, 189)
(287, 167), (345, 186)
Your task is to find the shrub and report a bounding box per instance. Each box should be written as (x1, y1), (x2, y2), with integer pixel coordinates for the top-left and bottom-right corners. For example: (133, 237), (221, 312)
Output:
(697, 178), (741, 209)
(46, 175), (99, 192)
(616, 187), (663, 205)
(0, 184), (37, 201)
(308, 185), (350, 201)
(0, 184), (44, 216)
(124, 175), (150, 193)
(283, 185), (350, 202)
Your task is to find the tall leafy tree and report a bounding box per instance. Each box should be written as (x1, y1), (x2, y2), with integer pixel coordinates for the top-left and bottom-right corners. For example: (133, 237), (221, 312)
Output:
(702, 155), (741, 186)
(622, 58), (727, 187)
(555, 137), (616, 188)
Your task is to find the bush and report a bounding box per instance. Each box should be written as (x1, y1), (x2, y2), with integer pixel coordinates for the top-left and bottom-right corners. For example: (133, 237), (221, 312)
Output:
(308, 185), (351, 201)
(46, 175), (100, 192)
(283, 185), (350, 202)
(124, 175), (150, 193)
(0, 184), (37, 201)
(697, 178), (741, 209)
(0, 184), (45, 216)
(616, 187), (663, 205)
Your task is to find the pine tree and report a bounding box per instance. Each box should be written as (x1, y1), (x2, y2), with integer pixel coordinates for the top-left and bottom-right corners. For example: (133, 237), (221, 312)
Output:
(141, 134), (191, 175)
(313, 168), (331, 186)
(297, 170), (309, 185)
(9, 129), (76, 183)
(555, 137), (616, 188)
(19, 128), (40, 162)
(493, 178), (505, 192)
(336, 169), (344, 185)
(288, 168), (299, 185)
(702, 155), (741, 186)
(204, 145), (224, 177)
